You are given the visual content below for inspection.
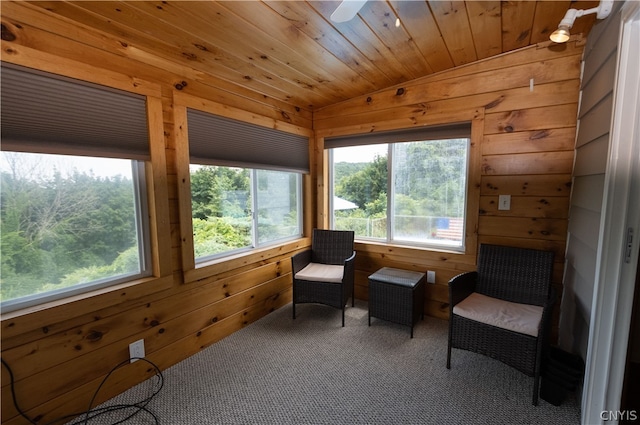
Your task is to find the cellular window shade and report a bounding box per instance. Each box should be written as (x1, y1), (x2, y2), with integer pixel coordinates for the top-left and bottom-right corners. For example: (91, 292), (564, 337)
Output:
(187, 108), (309, 174)
(324, 122), (472, 149)
(1, 63), (150, 160)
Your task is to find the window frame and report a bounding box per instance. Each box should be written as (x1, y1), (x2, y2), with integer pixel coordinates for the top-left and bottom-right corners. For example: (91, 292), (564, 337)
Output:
(0, 58), (173, 318)
(317, 115), (482, 261)
(329, 138), (471, 252)
(173, 92), (312, 284)
(253, 169), (304, 248)
(190, 165), (304, 264)
(0, 156), (153, 312)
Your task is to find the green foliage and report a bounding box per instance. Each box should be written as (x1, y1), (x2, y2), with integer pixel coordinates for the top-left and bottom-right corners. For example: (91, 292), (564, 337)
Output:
(0, 159), (140, 303)
(190, 165), (253, 259)
(335, 154), (387, 210)
(332, 139), (468, 241)
(191, 166), (250, 220)
(58, 246), (140, 287)
(192, 216), (251, 257)
(395, 139), (467, 217)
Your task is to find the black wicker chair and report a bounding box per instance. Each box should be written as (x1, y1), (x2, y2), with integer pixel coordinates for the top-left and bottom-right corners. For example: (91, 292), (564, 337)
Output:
(446, 244), (556, 405)
(291, 229), (355, 327)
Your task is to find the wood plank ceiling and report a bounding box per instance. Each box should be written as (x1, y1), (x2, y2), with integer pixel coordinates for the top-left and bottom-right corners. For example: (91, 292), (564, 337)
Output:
(20, 1), (600, 112)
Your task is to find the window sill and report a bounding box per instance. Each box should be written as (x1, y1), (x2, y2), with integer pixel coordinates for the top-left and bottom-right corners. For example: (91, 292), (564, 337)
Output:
(355, 239), (465, 255)
(354, 240), (477, 265)
(183, 237), (311, 284)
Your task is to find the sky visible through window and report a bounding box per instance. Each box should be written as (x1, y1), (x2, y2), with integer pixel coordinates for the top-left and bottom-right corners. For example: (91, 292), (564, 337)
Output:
(333, 144), (387, 163)
(0, 151), (133, 180)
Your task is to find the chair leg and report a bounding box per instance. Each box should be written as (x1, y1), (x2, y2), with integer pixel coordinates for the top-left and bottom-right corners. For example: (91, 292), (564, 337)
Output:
(342, 306), (345, 327)
(446, 319), (453, 369)
(532, 372), (540, 405)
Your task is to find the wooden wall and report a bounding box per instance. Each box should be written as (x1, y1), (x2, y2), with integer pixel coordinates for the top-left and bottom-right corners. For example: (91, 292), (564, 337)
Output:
(1, 2), (582, 424)
(314, 40), (583, 322)
(0, 3), (310, 424)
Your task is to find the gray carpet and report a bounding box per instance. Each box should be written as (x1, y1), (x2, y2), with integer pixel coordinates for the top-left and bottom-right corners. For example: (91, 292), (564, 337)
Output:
(82, 301), (581, 424)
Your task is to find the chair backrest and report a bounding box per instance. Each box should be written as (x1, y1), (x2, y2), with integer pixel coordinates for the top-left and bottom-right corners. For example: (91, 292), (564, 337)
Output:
(311, 229), (355, 265)
(476, 244), (554, 306)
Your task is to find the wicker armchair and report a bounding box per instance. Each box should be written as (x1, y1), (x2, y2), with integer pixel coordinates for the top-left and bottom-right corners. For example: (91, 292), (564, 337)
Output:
(291, 229), (355, 327)
(446, 244), (556, 405)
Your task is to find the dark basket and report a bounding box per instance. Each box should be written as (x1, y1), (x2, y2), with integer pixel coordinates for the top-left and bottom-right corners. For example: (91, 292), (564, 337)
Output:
(540, 347), (585, 406)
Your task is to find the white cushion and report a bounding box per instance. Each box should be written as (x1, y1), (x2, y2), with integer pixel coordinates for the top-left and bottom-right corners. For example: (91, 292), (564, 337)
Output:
(295, 263), (344, 283)
(453, 292), (543, 337)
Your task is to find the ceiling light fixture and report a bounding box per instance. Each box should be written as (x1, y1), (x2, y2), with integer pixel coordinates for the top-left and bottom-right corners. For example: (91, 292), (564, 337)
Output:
(550, 0), (613, 43)
(330, 0), (367, 23)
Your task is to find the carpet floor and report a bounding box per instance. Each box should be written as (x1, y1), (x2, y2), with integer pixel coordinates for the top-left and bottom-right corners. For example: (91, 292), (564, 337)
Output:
(78, 301), (581, 424)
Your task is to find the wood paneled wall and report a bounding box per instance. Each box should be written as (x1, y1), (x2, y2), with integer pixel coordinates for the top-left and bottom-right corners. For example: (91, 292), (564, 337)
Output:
(0, 3), (308, 424)
(1, 2), (582, 424)
(314, 40), (582, 321)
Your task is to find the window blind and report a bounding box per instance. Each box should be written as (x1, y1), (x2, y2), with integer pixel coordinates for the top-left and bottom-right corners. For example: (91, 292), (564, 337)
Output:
(324, 122), (472, 149)
(187, 108), (309, 174)
(1, 62), (150, 160)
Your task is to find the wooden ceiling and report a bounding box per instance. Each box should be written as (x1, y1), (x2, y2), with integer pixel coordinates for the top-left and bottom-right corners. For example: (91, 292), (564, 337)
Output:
(22, 1), (600, 111)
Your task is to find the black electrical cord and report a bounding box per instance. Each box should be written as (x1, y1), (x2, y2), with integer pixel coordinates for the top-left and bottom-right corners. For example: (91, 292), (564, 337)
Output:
(2, 356), (163, 425)
(1, 358), (37, 425)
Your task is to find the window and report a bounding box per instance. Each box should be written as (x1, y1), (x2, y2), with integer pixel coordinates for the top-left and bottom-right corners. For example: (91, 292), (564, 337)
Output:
(0, 152), (150, 311)
(330, 129), (470, 250)
(182, 106), (308, 265)
(0, 62), (161, 313)
(191, 165), (302, 262)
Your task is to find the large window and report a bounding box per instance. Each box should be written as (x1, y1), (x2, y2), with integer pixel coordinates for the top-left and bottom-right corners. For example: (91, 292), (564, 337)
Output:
(330, 136), (469, 250)
(183, 106), (308, 265)
(0, 62), (159, 313)
(191, 165), (302, 262)
(0, 152), (150, 310)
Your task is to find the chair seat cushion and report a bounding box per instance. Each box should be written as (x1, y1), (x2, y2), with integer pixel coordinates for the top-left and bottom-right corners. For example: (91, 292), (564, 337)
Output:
(453, 292), (543, 337)
(295, 263), (344, 283)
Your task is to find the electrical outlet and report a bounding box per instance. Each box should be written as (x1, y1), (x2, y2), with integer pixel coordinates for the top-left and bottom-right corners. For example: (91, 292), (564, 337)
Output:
(129, 339), (145, 363)
(427, 270), (436, 284)
(498, 194), (511, 211)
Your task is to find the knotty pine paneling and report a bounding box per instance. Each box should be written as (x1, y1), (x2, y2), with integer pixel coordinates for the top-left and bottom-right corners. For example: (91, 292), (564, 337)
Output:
(315, 40), (581, 338)
(0, 1), (313, 128)
(480, 174), (573, 196)
(0, 3), (309, 425)
(479, 195), (570, 218)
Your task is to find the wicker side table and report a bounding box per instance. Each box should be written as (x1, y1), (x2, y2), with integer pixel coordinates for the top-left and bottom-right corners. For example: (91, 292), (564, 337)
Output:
(368, 267), (426, 338)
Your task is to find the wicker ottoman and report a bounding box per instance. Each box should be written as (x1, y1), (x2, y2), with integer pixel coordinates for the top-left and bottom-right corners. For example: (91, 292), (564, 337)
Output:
(368, 267), (426, 338)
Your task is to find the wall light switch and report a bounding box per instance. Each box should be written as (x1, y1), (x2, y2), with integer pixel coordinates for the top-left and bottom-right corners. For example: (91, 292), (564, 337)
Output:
(498, 195), (511, 211)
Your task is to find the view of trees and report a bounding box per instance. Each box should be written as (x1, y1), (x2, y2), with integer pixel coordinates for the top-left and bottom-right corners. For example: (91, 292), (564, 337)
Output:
(1, 141), (465, 304)
(333, 139), (468, 243)
(190, 165), (252, 258)
(190, 166), (301, 260)
(0, 153), (141, 303)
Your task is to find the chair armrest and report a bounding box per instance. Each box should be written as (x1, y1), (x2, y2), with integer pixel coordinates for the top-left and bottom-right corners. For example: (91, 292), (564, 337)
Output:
(342, 251), (356, 278)
(291, 250), (312, 275)
(449, 271), (477, 309)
